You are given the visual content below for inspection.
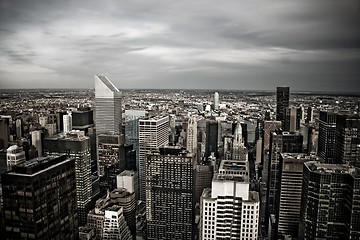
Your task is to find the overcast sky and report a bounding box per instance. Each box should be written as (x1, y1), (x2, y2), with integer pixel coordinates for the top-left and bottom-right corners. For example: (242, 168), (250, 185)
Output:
(0, 0), (359, 92)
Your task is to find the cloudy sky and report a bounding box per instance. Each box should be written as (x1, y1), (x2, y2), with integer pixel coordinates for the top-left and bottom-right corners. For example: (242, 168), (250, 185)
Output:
(0, 0), (359, 92)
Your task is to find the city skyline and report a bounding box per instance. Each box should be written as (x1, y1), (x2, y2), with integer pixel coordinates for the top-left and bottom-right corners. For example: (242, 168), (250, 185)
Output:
(1, 0), (360, 92)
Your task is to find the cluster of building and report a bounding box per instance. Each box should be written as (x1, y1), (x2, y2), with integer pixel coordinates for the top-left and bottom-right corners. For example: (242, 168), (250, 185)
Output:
(0, 78), (359, 239)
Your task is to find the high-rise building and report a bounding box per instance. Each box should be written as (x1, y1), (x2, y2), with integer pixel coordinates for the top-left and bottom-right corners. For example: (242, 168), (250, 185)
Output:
(103, 205), (132, 240)
(334, 114), (360, 167)
(276, 87), (290, 128)
(277, 153), (316, 238)
(200, 174), (259, 240)
(125, 109), (146, 170)
(43, 131), (92, 226)
(2, 155), (78, 239)
(214, 92), (219, 110)
(138, 115), (169, 201)
(186, 117), (198, 154)
(109, 188), (137, 238)
(15, 118), (22, 139)
(95, 75), (122, 135)
(206, 120), (218, 158)
(266, 130), (303, 235)
(117, 170), (138, 194)
(6, 145), (26, 170)
(285, 107), (301, 132)
(97, 133), (125, 190)
(0, 116), (10, 149)
(194, 164), (213, 205)
(232, 123), (248, 161)
(146, 147), (195, 239)
(30, 130), (42, 157)
(318, 111), (337, 163)
(63, 111), (73, 133)
(299, 161), (360, 239)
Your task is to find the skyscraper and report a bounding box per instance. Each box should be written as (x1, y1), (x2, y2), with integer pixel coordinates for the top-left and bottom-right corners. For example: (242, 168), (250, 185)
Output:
(63, 111), (72, 133)
(299, 161), (360, 239)
(276, 86), (290, 128)
(214, 92), (219, 110)
(266, 130), (303, 235)
(200, 174), (259, 240)
(125, 109), (146, 170)
(30, 130), (42, 157)
(95, 75), (122, 135)
(146, 147), (195, 239)
(2, 155), (78, 239)
(277, 153), (316, 238)
(318, 111), (337, 163)
(138, 115), (169, 201)
(334, 114), (360, 167)
(206, 120), (218, 158)
(44, 131), (92, 226)
(186, 117), (198, 154)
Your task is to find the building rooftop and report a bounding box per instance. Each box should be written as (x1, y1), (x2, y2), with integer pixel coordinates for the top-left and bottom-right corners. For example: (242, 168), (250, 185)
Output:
(96, 75), (119, 93)
(305, 161), (360, 177)
(220, 160), (248, 171)
(213, 173), (248, 183)
(8, 154), (71, 175)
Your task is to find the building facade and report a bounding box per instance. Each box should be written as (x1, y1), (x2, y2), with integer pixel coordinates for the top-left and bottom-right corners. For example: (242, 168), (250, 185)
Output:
(2, 155), (78, 239)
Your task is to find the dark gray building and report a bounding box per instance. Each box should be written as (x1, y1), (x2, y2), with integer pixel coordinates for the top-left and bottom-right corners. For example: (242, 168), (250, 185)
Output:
(146, 147), (195, 240)
(318, 111), (337, 163)
(334, 114), (360, 167)
(43, 131), (92, 226)
(2, 155), (78, 239)
(276, 86), (290, 128)
(299, 161), (360, 239)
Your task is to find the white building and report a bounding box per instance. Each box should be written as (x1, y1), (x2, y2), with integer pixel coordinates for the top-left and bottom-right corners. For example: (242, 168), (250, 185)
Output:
(6, 145), (26, 171)
(103, 205), (132, 240)
(214, 92), (219, 110)
(116, 170), (137, 194)
(63, 112), (72, 134)
(30, 130), (42, 157)
(200, 174), (259, 240)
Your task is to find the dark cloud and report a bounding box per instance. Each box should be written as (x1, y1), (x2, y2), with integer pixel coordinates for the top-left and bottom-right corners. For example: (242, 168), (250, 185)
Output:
(0, 0), (359, 92)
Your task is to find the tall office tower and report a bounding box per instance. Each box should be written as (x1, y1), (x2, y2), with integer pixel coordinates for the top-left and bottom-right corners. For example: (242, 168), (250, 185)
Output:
(276, 86), (290, 128)
(285, 107), (301, 132)
(214, 92), (219, 110)
(334, 114), (360, 167)
(232, 123), (248, 161)
(200, 174), (259, 240)
(266, 130), (303, 234)
(15, 118), (22, 139)
(103, 205), (132, 240)
(194, 164), (213, 205)
(318, 111), (337, 163)
(97, 133), (125, 190)
(0, 116), (10, 149)
(262, 121), (282, 153)
(109, 188), (137, 238)
(2, 155), (78, 239)
(43, 131), (92, 226)
(277, 153), (315, 238)
(125, 109), (146, 170)
(63, 111), (73, 133)
(138, 115), (169, 202)
(306, 106), (313, 123)
(299, 161), (360, 239)
(146, 147), (195, 239)
(30, 130), (42, 157)
(6, 145), (26, 170)
(206, 120), (218, 158)
(56, 110), (66, 133)
(95, 75), (122, 135)
(187, 117), (198, 154)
